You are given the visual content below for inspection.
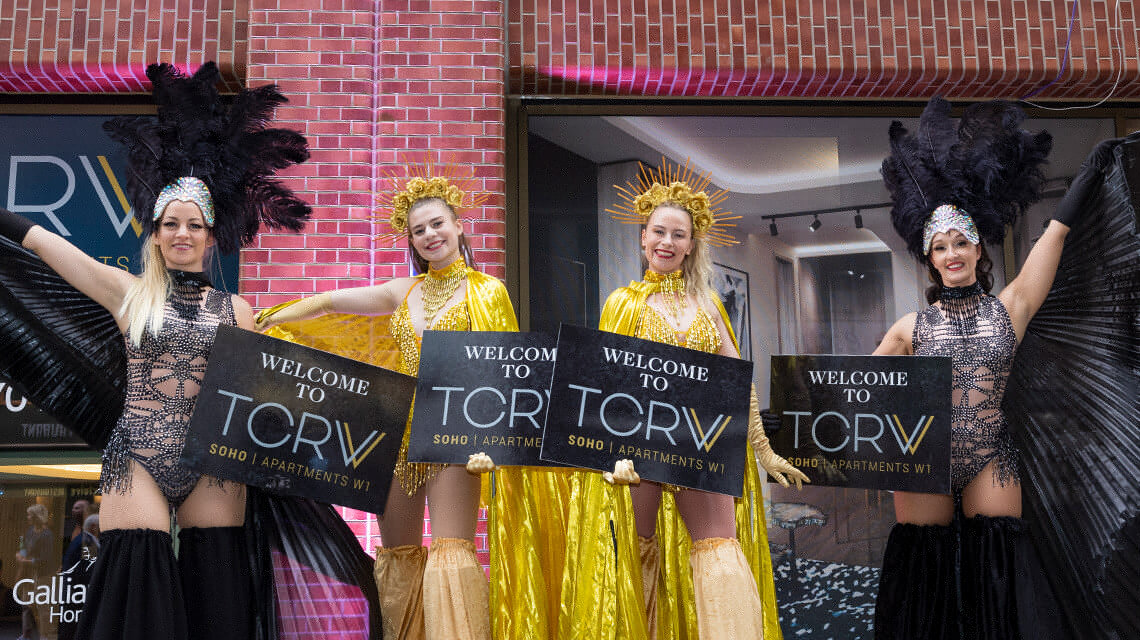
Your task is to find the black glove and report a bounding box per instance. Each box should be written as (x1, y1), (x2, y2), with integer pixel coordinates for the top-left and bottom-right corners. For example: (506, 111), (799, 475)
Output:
(0, 207), (36, 244)
(760, 408), (781, 436)
(1053, 138), (1119, 227)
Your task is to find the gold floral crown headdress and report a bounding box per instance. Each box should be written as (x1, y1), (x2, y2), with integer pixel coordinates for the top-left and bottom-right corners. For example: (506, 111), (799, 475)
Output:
(607, 156), (740, 247)
(372, 159), (490, 244)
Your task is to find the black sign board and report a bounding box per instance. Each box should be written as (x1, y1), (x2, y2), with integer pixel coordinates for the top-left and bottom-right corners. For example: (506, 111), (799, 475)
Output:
(408, 331), (560, 466)
(0, 375), (87, 449)
(541, 324), (752, 496)
(182, 326), (414, 513)
(769, 354), (952, 494)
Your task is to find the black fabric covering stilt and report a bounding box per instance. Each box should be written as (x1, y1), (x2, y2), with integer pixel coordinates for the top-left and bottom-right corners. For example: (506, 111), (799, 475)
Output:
(959, 515), (1038, 640)
(874, 522), (959, 640)
(178, 526), (254, 640)
(76, 529), (188, 640)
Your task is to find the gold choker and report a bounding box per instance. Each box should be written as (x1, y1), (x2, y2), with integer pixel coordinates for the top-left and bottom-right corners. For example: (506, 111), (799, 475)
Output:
(422, 258), (468, 326)
(645, 269), (687, 324)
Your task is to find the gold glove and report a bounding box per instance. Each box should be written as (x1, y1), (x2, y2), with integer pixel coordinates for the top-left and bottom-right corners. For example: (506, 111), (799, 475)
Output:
(749, 387), (810, 489)
(466, 452), (495, 474)
(603, 459), (640, 485)
(254, 293), (333, 331)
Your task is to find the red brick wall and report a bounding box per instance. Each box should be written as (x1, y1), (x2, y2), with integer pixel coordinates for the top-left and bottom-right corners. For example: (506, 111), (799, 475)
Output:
(243, 0), (508, 310)
(508, 0), (1139, 98)
(0, 0), (247, 92)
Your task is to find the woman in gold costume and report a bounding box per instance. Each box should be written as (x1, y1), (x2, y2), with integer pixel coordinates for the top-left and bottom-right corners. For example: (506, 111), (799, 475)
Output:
(559, 159), (809, 640)
(256, 165), (563, 639)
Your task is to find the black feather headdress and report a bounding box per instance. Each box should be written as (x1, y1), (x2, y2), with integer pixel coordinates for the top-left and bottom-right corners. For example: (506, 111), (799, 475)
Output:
(104, 62), (311, 254)
(882, 97), (1053, 260)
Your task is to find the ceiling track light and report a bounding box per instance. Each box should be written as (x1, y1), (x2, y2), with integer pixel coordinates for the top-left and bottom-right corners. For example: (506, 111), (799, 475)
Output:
(769, 220), (778, 236)
(809, 215), (821, 232)
(854, 211), (864, 229)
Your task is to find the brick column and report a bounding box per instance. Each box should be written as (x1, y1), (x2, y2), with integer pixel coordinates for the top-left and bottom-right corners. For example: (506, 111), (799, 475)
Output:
(244, 0), (507, 312)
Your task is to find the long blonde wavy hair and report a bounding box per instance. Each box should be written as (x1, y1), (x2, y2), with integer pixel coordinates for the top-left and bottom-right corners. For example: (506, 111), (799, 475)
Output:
(119, 235), (173, 347)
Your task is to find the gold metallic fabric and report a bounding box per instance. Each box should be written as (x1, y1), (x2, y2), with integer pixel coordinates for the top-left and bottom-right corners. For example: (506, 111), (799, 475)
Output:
(639, 535), (660, 640)
(374, 544), (427, 640)
(463, 271), (569, 640)
(423, 538), (491, 640)
(690, 537), (765, 639)
(558, 280), (783, 640)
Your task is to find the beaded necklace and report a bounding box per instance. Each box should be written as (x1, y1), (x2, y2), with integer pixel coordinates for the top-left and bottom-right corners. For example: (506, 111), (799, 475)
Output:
(421, 257), (468, 327)
(644, 269), (687, 325)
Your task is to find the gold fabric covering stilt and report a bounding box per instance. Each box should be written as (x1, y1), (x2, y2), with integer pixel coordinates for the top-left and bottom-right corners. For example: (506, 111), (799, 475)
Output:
(639, 535), (660, 639)
(374, 545), (427, 640)
(423, 538), (490, 640)
(690, 537), (764, 640)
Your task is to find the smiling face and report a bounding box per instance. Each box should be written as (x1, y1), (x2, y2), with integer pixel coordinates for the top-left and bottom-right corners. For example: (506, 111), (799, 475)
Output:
(156, 200), (214, 271)
(927, 228), (981, 288)
(408, 198), (463, 269)
(641, 204), (693, 274)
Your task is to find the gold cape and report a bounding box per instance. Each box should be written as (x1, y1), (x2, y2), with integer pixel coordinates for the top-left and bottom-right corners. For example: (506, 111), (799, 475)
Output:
(557, 280), (782, 640)
(264, 269), (569, 639)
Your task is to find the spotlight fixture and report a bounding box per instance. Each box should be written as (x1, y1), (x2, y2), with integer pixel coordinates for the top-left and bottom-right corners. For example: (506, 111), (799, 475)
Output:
(809, 215), (821, 232)
(769, 220), (778, 236)
(854, 211), (864, 229)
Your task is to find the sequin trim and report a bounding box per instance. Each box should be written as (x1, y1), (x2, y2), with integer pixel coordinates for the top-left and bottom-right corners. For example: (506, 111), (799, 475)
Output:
(913, 290), (1019, 493)
(102, 286), (235, 508)
(389, 291), (470, 496)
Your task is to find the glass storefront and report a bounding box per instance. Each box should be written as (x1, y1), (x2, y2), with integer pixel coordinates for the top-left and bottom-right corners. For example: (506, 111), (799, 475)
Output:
(0, 462), (100, 640)
(522, 109), (1117, 638)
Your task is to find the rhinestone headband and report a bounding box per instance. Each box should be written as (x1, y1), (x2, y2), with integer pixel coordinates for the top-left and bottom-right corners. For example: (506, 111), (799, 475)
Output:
(922, 204), (979, 254)
(153, 177), (215, 226)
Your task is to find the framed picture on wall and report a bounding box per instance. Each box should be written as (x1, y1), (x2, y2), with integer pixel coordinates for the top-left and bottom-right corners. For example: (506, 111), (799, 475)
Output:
(713, 262), (751, 360)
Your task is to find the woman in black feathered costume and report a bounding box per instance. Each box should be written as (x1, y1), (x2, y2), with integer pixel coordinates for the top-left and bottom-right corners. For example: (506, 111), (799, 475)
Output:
(0, 63), (380, 639)
(871, 97), (1080, 639)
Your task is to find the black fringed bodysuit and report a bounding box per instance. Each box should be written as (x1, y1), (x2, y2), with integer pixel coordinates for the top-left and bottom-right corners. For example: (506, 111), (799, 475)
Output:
(912, 283), (1019, 494)
(101, 273), (235, 508)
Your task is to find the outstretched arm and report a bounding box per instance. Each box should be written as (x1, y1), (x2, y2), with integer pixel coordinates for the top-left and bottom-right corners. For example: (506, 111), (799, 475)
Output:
(255, 278), (413, 330)
(998, 221), (1069, 339)
(999, 138), (1118, 339)
(3, 210), (134, 319)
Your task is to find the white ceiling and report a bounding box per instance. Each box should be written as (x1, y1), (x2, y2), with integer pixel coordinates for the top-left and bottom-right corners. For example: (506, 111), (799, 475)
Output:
(527, 114), (1112, 250)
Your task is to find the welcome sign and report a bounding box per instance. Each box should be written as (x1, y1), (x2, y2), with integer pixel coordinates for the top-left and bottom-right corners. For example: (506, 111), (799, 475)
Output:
(541, 324), (752, 496)
(769, 354), (952, 494)
(182, 326), (414, 513)
(408, 331), (559, 466)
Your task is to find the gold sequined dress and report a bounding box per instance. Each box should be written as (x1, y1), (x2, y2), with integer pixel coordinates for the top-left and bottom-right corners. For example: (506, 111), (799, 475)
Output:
(558, 271), (783, 640)
(390, 288), (470, 496)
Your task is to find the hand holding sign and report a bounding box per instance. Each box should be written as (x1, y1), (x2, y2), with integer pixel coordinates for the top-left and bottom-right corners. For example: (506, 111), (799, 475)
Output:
(748, 387), (810, 489)
(541, 325), (752, 496)
(769, 354), (951, 493)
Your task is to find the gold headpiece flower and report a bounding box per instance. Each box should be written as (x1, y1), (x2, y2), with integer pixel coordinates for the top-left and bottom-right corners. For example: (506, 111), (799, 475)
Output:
(607, 157), (740, 247)
(373, 159), (490, 244)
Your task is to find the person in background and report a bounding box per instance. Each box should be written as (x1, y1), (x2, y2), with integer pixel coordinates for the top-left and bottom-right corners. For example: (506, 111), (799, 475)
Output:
(61, 500), (92, 569)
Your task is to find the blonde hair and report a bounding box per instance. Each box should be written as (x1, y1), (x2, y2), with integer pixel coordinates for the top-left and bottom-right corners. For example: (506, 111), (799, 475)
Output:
(119, 235), (172, 347)
(26, 504), (48, 526)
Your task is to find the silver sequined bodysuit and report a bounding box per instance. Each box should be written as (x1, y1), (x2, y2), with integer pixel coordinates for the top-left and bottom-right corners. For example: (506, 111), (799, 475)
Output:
(101, 282), (235, 508)
(912, 284), (1019, 494)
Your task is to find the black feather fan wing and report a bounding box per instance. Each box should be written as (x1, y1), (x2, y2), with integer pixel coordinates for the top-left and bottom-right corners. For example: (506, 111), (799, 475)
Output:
(0, 236), (125, 449)
(1004, 133), (1140, 640)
